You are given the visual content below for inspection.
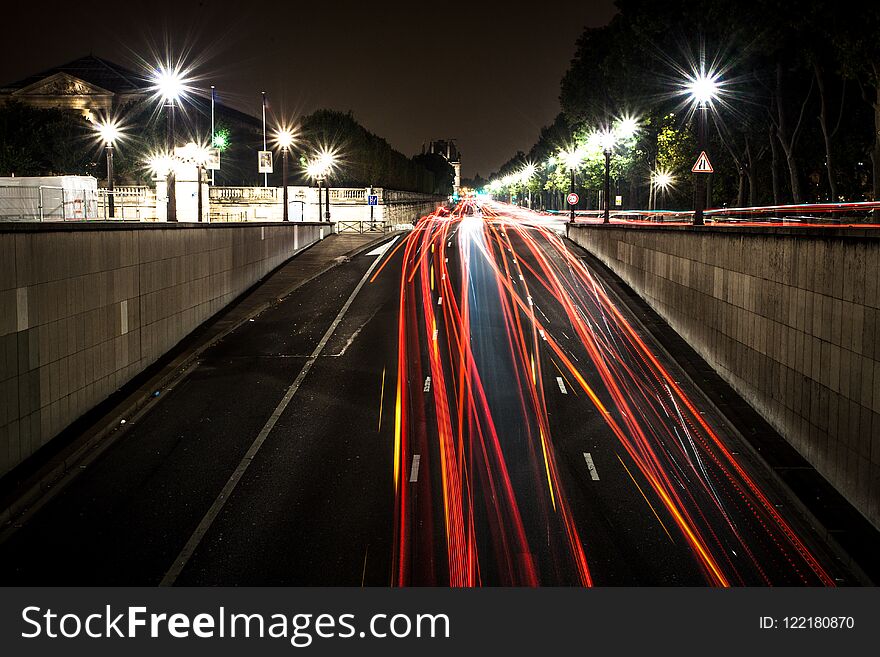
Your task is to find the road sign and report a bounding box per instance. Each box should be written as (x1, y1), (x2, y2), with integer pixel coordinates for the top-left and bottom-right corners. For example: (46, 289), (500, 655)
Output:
(692, 151), (714, 173)
(567, 192), (579, 205)
(367, 194), (378, 206)
(615, 195), (623, 206)
(258, 150), (273, 174)
(205, 148), (221, 171)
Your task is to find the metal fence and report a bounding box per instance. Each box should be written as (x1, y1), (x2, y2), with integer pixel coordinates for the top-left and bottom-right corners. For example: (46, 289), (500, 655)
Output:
(0, 185), (99, 221)
(337, 220), (389, 233)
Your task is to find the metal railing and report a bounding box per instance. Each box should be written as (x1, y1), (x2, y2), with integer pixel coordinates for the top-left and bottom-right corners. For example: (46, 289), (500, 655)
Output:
(337, 220), (389, 233)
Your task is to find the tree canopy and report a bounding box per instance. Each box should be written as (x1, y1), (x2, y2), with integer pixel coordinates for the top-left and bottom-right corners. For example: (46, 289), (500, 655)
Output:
(487, 0), (880, 210)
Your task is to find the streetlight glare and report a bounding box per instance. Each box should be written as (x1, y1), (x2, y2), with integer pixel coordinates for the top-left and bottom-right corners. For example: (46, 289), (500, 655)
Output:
(95, 119), (121, 145)
(520, 163), (537, 182)
(652, 170), (675, 189)
(560, 148), (583, 171)
(305, 147), (339, 179)
(146, 152), (175, 178)
(275, 128), (296, 150)
(686, 71), (720, 105)
(615, 116), (639, 140)
(151, 65), (187, 103)
(599, 130), (616, 153)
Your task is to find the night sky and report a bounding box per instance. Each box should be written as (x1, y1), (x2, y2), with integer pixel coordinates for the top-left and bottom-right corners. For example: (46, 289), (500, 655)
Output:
(3, 0), (617, 178)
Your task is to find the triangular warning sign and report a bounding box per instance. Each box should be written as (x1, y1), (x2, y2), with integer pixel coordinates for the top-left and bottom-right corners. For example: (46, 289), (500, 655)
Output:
(692, 151), (714, 173)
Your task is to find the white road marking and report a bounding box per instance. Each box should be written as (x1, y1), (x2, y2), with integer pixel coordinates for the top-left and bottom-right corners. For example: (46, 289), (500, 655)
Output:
(409, 455), (421, 482)
(556, 377), (567, 394)
(432, 329), (438, 341)
(437, 296), (443, 306)
(539, 329), (546, 341)
(583, 452), (600, 480)
(160, 248), (386, 587)
(364, 235), (400, 257)
(424, 376), (431, 392)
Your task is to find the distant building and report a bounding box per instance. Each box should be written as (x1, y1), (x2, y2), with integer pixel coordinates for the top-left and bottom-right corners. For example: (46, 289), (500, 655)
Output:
(423, 139), (461, 195)
(0, 55), (151, 120)
(0, 55), (269, 185)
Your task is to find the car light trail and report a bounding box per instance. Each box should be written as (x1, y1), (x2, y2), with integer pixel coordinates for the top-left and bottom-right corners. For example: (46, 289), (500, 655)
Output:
(379, 199), (836, 587)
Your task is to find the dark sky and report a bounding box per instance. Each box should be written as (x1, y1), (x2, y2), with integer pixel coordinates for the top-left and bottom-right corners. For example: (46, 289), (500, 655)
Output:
(3, 0), (617, 178)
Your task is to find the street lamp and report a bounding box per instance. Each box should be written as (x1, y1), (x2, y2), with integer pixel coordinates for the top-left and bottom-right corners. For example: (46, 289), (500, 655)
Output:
(95, 119), (120, 218)
(560, 148), (583, 222)
(519, 163), (537, 208)
(650, 169), (675, 210)
(306, 149), (338, 222)
(599, 130), (616, 224)
(151, 64), (187, 222)
(275, 128), (295, 222)
(685, 70), (720, 225)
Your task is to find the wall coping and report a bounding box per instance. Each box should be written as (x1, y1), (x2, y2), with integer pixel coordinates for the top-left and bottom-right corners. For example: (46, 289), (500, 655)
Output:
(0, 221), (331, 234)
(569, 222), (880, 240)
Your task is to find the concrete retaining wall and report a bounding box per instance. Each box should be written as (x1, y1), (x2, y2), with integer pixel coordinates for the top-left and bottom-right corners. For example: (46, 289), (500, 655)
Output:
(567, 224), (880, 528)
(0, 221), (325, 477)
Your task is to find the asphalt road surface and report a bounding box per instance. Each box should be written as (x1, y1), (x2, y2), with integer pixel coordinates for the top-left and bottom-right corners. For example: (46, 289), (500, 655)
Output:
(0, 203), (855, 586)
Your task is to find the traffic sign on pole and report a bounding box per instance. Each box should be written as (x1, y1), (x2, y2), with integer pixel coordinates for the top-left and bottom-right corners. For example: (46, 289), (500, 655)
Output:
(567, 192), (579, 205)
(367, 194), (378, 206)
(692, 151), (714, 173)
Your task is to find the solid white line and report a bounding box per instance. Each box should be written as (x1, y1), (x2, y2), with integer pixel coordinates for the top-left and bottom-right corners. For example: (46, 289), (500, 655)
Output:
(160, 248), (387, 586)
(437, 296), (443, 305)
(409, 454), (421, 482)
(423, 376), (431, 392)
(556, 377), (567, 394)
(583, 452), (600, 481)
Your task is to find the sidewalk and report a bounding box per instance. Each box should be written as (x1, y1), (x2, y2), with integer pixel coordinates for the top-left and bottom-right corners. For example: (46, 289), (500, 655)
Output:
(0, 231), (402, 529)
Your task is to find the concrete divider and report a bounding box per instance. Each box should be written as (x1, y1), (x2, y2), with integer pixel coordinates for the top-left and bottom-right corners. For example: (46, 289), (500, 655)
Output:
(567, 223), (880, 529)
(0, 221), (327, 478)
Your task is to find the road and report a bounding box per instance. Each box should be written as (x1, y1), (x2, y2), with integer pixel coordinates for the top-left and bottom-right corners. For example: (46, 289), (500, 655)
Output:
(0, 202), (852, 586)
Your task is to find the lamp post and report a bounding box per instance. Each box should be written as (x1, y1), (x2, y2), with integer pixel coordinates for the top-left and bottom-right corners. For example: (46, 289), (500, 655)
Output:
(686, 71), (719, 226)
(651, 170), (674, 211)
(519, 163), (536, 209)
(152, 65), (185, 222)
(599, 130), (616, 224)
(307, 150), (337, 223)
(96, 120), (119, 219)
(275, 129), (295, 222)
(561, 149), (582, 222)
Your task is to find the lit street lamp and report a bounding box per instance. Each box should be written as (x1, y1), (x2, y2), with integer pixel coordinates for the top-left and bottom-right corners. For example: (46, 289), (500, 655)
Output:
(650, 169), (675, 210)
(560, 148), (583, 222)
(306, 149), (338, 222)
(275, 128), (295, 222)
(600, 130), (616, 224)
(95, 119), (120, 218)
(151, 65), (186, 222)
(519, 163), (536, 208)
(685, 69), (720, 225)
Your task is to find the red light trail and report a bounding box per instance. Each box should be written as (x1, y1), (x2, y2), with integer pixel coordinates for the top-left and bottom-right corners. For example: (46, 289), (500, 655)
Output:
(381, 200), (837, 587)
